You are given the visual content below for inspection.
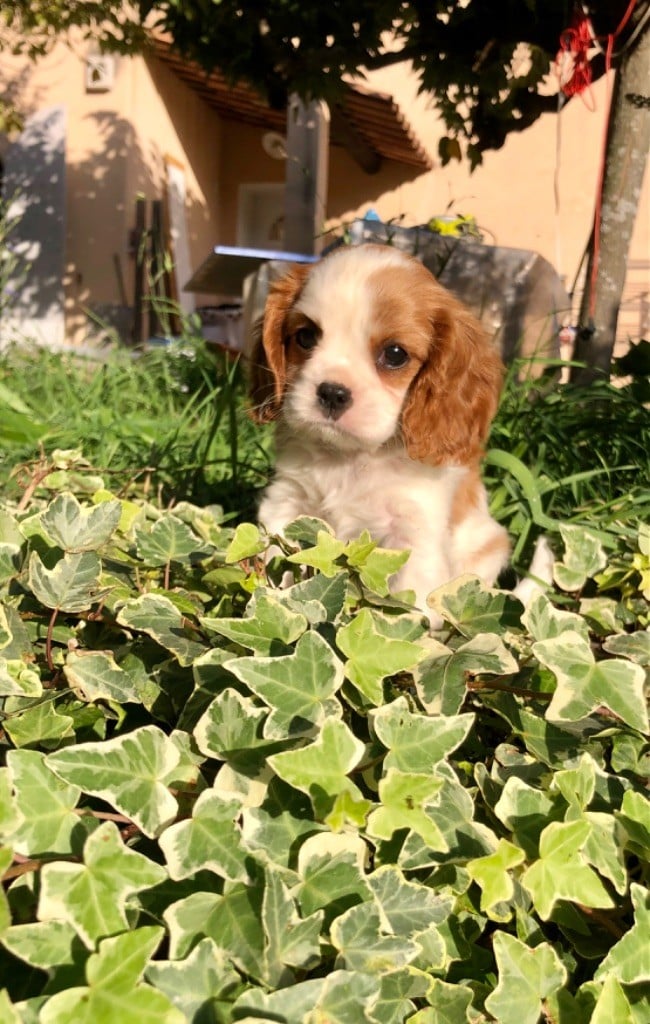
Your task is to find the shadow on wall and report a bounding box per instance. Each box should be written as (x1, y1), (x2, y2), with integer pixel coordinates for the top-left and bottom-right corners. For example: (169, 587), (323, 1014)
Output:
(2, 104), (212, 347)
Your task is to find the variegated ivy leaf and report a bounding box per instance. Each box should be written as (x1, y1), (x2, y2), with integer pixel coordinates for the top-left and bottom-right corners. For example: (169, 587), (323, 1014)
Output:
(135, 513), (212, 566)
(345, 531), (410, 596)
(39, 822), (167, 947)
(331, 900), (419, 973)
(159, 789), (249, 882)
(522, 819), (614, 920)
(493, 776), (562, 858)
(0, 656), (41, 698)
(194, 687), (269, 760)
(294, 832), (370, 921)
(0, 846), (11, 935)
(286, 529), (347, 575)
(594, 883), (650, 985)
(40, 492), (121, 552)
(233, 970), (380, 1023)
(117, 593), (206, 666)
(484, 932), (567, 1024)
(3, 919), (83, 971)
(0, 603), (10, 648)
(427, 575), (523, 637)
(415, 632), (518, 715)
(409, 978), (475, 1023)
(64, 649), (140, 704)
(274, 570), (349, 624)
(618, 789), (650, 860)
(367, 768), (447, 851)
(224, 521), (267, 562)
(28, 550), (103, 613)
(603, 629), (650, 665)
(587, 975), (636, 1024)
(367, 864), (453, 937)
(165, 884), (264, 979)
(145, 937), (240, 1023)
(0, 768), (20, 838)
(4, 699), (75, 750)
(522, 592), (590, 643)
(201, 592), (308, 654)
(337, 607), (427, 705)
(534, 630), (649, 732)
(260, 863), (323, 987)
(371, 696), (474, 772)
(6, 748), (81, 856)
(38, 926), (184, 1024)
(553, 523), (607, 591)
(467, 839), (526, 918)
(268, 718), (366, 818)
(224, 629), (344, 739)
(46, 725), (180, 837)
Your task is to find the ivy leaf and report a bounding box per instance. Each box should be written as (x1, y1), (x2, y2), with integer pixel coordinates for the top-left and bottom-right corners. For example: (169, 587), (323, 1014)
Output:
(484, 932), (567, 1024)
(594, 883), (650, 984)
(39, 926), (184, 1024)
(201, 592), (308, 654)
(553, 524), (607, 591)
(268, 718), (366, 818)
(159, 789), (250, 882)
(428, 575), (523, 637)
(522, 819), (614, 920)
(278, 570), (349, 623)
(294, 833), (370, 922)
(467, 839), (526, 918)
(135, 514), (211, 566)
(286, 530), (347, 575)
(331, 900), (419, 972)
(165, 884), (264, 979)
(415, 633), (518, 715)
(367, 864), (452, 937)
(0, 656), (42, 698)
(4, 699), (75, 749)
(618, 789), (650, 860)
(2, 919), (84, 973)
(522, 592), (590, 643)
(337, 607), (426, 705)
(233, 971), (380, 1023)
(46, 725), (180, 837)
(145, 937), (240, 1023)
(40, 493), (122, 552)
(493, 777), (562, 858)
(225, 522), (267, 562)
(224, 630), (344, 738)
(371, 696), (474, 772)
(603, 630), (650, 665)
(194, 687), (269, 759)
(346, 534), (410, 596)
(28, 550), (102, 612)
(588, 975), (635, 1024)
(117, 593), (206, 666)
(367, 769), (447, 851)
(6, 748), (81, 856)
(260, 863), (323, 986)
(39, 822), (167, 947)
(534, 631), (649, 732)
(410, 979), (474, 1022)
(64, 650), (140, 704)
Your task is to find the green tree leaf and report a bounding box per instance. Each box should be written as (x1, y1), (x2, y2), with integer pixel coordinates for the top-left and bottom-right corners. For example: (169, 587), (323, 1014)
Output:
(28, 550), (102, 612)
(40, 493), (121, 552)
(159, 789), (250, 882)
(337, 607), (426, 705)
(484, 932), (567, 1024)
(521, 819), (614, 920)
(268, 718), (366, 817)
(38, 822), (167, 947)
(46, 725), (180, 837)
(534, 631), (649, 732)
(39, 926), (184, 1024)
(224, 630), (344, 738)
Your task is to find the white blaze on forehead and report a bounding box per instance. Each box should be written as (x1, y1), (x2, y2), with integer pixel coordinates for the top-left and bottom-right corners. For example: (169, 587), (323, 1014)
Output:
(294, 246), (413, 365)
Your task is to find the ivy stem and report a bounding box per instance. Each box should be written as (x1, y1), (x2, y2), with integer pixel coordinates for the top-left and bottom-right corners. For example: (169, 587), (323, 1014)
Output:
(46, 607), (59, 672)
(164, 559), (171, 590)
(466, 676), (553, 701)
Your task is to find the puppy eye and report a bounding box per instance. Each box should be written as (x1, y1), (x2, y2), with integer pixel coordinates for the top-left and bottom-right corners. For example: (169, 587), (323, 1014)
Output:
(294, 326), (319, 351)
(378, 343), (409, 369)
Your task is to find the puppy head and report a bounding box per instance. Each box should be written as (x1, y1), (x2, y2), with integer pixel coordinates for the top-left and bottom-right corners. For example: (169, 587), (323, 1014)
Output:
(250, 245), (503, 463)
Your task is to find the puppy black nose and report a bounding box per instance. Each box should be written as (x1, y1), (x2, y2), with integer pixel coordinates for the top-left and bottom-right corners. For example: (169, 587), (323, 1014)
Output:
(317, 381), (352, 420)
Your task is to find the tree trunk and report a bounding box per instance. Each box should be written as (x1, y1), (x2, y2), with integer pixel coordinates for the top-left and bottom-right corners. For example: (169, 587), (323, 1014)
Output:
(572, 21), (650, 384)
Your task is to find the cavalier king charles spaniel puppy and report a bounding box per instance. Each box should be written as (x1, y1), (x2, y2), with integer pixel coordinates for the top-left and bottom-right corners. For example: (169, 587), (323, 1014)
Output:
(250, 243), (532, 620)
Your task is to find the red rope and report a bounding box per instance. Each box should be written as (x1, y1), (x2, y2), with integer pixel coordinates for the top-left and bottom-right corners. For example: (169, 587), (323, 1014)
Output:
(556, 1), (639, 319)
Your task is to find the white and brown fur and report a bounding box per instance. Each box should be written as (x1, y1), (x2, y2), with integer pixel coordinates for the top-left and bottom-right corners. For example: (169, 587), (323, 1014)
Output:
(249, 244), (543, 621)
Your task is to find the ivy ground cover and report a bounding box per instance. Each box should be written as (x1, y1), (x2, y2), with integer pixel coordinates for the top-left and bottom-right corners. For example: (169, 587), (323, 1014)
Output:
(0, 453), (648, 1023)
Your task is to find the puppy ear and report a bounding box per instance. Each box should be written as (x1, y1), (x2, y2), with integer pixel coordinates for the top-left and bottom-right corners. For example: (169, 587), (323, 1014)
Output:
(401, 295), (503, 465)
(249, 263), (311, 423)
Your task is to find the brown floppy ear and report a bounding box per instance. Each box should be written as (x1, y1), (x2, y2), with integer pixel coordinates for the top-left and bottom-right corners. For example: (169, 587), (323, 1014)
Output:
(248, 263), (312, 423)
(401, 295), (504, 465)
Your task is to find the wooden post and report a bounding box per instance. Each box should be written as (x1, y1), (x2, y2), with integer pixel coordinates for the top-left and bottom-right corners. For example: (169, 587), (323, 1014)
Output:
(131, 196), (146, 345)
(283, 96), (330, 256)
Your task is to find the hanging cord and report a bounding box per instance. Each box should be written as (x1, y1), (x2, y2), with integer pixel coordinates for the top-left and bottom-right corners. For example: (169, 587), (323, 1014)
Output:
(556, 0), (640, 322)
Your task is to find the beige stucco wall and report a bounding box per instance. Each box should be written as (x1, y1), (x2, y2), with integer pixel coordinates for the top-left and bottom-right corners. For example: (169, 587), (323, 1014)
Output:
(1, 38), (647, 346)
